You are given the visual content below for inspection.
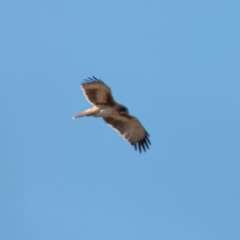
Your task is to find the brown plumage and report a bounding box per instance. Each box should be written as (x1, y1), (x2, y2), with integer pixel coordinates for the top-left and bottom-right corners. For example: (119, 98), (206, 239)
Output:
(73, 76), (151, 153)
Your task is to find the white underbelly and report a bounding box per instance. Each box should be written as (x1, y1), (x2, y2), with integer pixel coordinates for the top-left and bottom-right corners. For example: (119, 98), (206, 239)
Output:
(95, 108), (114, 117)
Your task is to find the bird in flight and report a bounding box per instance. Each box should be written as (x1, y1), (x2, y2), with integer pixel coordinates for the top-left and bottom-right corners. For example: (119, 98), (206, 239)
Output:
(72, 76), (151, 153)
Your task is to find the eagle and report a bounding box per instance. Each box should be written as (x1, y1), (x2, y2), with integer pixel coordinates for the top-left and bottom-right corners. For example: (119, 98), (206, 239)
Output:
(72, 76), (151, 153)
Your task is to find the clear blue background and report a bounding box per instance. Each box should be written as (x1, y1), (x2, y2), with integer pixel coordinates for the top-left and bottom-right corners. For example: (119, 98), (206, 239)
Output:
(1, 1), (240, 239)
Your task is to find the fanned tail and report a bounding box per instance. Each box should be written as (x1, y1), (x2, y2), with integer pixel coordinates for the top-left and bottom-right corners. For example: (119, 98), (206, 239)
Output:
(72, 108), (95, 119)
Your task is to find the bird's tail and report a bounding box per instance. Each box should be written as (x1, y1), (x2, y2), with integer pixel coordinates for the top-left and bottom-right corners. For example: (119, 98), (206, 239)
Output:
(72, 109), (94, 119)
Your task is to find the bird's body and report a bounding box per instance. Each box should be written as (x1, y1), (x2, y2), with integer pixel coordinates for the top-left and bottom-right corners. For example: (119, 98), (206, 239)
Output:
(73, 105), (124, 118)
(73, 76), (151, 153)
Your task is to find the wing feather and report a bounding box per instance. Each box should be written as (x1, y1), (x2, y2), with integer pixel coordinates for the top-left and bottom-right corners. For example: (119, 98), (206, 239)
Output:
(103, 113), (151, 153)
(81, 76), (116, 106)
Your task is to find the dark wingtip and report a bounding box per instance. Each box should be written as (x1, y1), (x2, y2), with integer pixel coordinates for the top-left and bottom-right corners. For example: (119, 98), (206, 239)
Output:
(134, 131), (151, 153)
(82, 76), (104, 85)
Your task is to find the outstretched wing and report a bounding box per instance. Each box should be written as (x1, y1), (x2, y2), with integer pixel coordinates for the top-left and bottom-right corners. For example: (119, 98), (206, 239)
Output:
(103, 113), (151, 153)
(81, 76), (116, 106)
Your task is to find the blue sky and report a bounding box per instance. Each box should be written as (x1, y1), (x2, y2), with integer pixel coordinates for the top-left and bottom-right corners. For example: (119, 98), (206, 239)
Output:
(1, 1), (240, 239)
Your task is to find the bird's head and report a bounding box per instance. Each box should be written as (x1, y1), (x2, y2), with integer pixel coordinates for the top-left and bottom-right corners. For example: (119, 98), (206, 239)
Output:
(116, 104), (129, 114)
